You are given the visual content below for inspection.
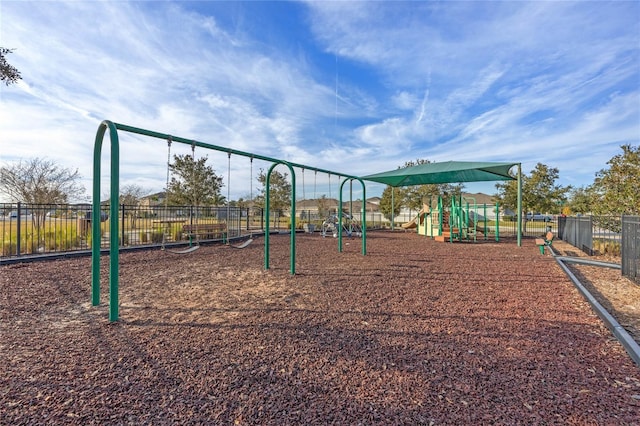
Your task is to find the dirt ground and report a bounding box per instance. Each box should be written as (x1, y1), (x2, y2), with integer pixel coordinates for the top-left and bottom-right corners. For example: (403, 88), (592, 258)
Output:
(1, 231), (639, 425)
(550, 239), (640, 344)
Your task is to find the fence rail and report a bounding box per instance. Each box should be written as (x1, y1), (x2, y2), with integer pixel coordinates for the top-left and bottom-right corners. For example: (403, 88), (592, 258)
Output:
(558, 216), (624, 257)
(5, 204), (638, 283)
(0, 203), (251, 258)
(0, 203), (387, 259)
(558, 215), (638, 285)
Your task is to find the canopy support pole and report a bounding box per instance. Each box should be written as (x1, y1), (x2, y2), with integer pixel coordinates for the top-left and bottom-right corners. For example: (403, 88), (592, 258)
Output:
(517, 163), (522, 247)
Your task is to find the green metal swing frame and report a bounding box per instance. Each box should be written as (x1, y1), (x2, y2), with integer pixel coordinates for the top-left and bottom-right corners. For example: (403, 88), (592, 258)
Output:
(92, 120), (367, 321)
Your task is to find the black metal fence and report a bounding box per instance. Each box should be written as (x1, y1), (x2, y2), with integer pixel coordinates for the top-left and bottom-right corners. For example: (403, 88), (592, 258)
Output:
(0, 203), (254, 258)
(622, 216), (640, 284)
(558, 215), (623, 257)
(558, 216), (594, 254)
(0, 203), (386, 259)
(474, 213), (558, 238)
(558, 215), (639, 284)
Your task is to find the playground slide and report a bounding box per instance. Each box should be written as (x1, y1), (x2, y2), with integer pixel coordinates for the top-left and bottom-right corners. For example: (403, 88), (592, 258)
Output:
(402, 219), (417, 229)
(402, 208), (427, 229)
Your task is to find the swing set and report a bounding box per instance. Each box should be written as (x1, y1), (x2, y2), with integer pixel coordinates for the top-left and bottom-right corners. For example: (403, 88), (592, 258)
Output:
(160, 139), (252, 254)
(92, 120), (367, 321)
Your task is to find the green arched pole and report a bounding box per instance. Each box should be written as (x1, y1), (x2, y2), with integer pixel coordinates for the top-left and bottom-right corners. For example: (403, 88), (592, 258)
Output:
(92, 120), (120, 322)
(337, 177), (367, 255)
(92, 121), (367, 321)
(517, 163), (522, 247)
(264, 161), (297, 274)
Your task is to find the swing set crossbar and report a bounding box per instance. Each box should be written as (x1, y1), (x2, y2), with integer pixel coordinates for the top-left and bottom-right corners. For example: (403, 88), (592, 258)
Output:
(115, 122), (361, 181)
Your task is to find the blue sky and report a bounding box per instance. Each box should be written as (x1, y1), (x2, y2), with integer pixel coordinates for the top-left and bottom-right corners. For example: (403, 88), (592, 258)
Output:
(1, 1), (638, 202)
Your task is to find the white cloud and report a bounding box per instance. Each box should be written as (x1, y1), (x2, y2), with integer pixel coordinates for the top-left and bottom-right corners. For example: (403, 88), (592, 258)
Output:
(0, 1), (638, 203)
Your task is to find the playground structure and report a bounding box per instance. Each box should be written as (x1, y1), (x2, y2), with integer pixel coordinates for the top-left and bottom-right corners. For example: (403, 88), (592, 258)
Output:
(93, 122), (523, 321)
(404, 195), (501, 242)
(92, 121), (367, 321)
(321, 212), (363, 238)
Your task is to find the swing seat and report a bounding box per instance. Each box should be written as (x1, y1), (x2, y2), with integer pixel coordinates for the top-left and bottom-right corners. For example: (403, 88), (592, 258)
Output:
(231, 238), (253, 249)
(163, 245), (200, 254)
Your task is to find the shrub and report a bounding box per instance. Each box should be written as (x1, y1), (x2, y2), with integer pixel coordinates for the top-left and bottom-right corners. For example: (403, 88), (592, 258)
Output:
(2, 241), (16, 256)
(593, 239), (621, 257)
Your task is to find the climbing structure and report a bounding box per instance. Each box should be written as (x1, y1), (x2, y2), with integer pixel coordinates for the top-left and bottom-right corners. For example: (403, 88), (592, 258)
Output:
(414, 195), (500, 242)
(322, 212), (363, 238)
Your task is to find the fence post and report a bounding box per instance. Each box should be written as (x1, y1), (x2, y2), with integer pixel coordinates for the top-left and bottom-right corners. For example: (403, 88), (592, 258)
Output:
(621, 215), (640, 284)
(495, 202), (499, 242)
(121, 204), (126, 246)
(258, 207), (263, 230)
(16, 202), (21, 257)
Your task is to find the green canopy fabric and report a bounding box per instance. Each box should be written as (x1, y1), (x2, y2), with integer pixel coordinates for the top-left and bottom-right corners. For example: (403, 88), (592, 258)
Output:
(362, 161), (518, 187)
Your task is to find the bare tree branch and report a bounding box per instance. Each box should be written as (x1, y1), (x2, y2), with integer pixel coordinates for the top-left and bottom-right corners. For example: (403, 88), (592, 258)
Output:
(0, 158), (85, 204)
(0, 47), (22, 86)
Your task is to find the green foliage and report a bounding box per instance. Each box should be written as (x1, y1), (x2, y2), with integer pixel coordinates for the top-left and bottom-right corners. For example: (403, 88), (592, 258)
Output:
(379, 186), (403, 221)
(590, 144), (640, 215)
(593, 215), (622, 234)
(567, 186), (594, 214)
(495, 163), (570, 216)
(316, 195), (331, 218)
(150, 231), (164, 244)
(44, 228), (80, 251)
(234, 196), (251, 209)
(171, 223), (183, 241)
(166, 154), (225, 206)
(593, 238), (621, 257)
(254, 169), (292, 213)
(2, 219), (84, 255)
(2, 241), (16, 256)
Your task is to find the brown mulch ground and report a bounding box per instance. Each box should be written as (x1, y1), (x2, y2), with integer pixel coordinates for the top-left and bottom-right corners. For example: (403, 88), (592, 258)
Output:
(1, 232), (639, 424)
(551, 240), (640, 344)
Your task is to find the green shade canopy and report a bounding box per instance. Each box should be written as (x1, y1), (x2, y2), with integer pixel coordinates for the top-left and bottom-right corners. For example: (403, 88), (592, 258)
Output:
(362, 161), (518, 187)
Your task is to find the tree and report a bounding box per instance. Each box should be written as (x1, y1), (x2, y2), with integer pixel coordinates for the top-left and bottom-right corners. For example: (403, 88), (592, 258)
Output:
(233, 194), (252, 209)
(590, 144), (640, 215)
(1, 48), (21, 86)
(316, 194), (331, 218)
(495, 162), (571, 224)
(120, 183), (146, 206)
(379, 186), (403, 223)
(0, 158), (85, 204)
(0, 158), (86, 231)
(166, 154), (224, 206)
(254, 169), (292, 214)
(120, 184), (147, 229)
(567, 186), (594, 215)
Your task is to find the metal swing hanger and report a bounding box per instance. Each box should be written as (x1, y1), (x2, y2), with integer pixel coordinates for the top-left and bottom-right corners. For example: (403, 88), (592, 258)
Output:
(161, 136), (200, 254)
